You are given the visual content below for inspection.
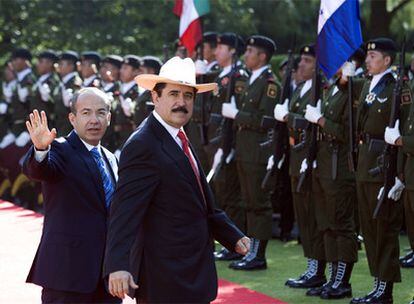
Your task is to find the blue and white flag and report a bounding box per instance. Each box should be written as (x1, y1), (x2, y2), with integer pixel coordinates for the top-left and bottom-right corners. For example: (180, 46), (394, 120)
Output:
(317, 0), (363, 79)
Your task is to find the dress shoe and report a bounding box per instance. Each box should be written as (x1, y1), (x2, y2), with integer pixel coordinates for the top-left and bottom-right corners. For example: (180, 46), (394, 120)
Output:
(399, 251), (413, 263)
(289, 274), (326, 289)
(350, 277), (378, 304)
(214, 248), (242, 261)
(320, 282), (352, 299)
(228, 256), (267, 270)
(365, 281), (393, 304)
(306, 283), (330, 296)
(401, 256), (414, 268)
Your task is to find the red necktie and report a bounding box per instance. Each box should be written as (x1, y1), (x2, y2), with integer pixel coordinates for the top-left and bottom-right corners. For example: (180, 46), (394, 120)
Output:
(177, 130), (206, 205)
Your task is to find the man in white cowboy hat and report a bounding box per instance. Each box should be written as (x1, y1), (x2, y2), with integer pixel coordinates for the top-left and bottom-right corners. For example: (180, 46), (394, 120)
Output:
(104, 56), (250, 303)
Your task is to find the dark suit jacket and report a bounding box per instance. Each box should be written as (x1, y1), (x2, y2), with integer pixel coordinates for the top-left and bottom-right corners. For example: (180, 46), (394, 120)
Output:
(104, 113), (244, 303)
(23, 131), (118, 293)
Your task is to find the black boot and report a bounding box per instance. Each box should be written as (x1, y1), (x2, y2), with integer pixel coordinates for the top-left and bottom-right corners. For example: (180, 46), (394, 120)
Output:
(401, 255), (414, 268)
(288, 259), (326, 289)
(365, 281), (393, 304)
(214, 247), (242, 261)
(399, 250), (413, 263)
(285, 259), (314, 287)
(229, 239), (267, 270)
(350, 277), (378, 303)
(320, 261), (353, 299)
(306, 262), (336, 296)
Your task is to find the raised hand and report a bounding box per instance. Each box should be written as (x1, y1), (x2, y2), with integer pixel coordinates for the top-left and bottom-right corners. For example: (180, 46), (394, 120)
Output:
(26, 110), (57, 150)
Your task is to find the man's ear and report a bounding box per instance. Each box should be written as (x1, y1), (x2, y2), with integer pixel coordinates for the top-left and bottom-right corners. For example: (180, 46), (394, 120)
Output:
(151, 90), (159, 105)
(68, 112), (75, 127)
(107, 112), (111, 126)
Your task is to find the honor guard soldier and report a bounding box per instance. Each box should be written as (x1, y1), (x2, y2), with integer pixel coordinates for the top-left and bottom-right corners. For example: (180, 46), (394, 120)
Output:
(80, 51), (102, 88)
(0, 62), (17, 199)
(185, 31), (221, 172)
(113, 55), (142, 155)
(302, 55), (364, 299)
(54, 51), (83, 136)
(134, 56), (162, 127)
(226, 35), (280, 270)
(383, 66), (414, 304)
(274, 44), (327, 288)
(350, 38), (412, 304)
(207, 33), (248, 261)
(7, 48), (37, 207)
(31, 50), (60, 122)
(100, 55), (123, 152)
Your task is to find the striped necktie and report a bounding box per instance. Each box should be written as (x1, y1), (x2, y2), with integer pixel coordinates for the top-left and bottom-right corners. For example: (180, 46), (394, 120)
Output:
(90, 147), (114, 208)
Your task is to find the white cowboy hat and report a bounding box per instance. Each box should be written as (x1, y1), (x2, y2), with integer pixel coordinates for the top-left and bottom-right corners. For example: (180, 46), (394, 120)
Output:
(135, 56), (217, 93)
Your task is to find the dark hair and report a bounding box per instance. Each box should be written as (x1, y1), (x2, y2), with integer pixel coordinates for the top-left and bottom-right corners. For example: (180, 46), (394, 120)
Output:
(153, 82), (167, 97)
(153, 82), (197, 97)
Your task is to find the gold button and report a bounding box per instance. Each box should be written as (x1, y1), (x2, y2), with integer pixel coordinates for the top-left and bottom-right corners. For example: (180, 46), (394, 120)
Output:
(378, 109), (381, 113)
(330, 110), (333, 114)
(296, 103), (299, 107)
(249, 99), (253, 102)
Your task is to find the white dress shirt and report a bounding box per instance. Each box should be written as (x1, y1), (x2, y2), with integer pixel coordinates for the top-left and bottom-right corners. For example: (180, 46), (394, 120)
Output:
(249, 65), (269, 85)
(300, 79), (313, 98)
(369, 68), (392, 93)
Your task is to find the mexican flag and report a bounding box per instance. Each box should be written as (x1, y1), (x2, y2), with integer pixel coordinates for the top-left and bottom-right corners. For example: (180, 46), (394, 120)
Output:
(173, 0), (210, 57)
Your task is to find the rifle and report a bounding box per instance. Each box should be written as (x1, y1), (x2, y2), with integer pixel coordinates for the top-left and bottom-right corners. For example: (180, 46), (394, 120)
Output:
(372, 39), (406, 218)
(207, 35), (239, 182)
(296, 65), (322, 192)
(261, 49), (295, 189)
(347, 76), (357, 172)
(196, 32), (209, 146)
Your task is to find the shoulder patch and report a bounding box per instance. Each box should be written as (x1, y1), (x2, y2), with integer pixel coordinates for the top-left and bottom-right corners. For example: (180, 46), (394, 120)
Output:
(235, 80), (246, 94)
(267, 83), (278, 98)
(401, 89), (412, 105)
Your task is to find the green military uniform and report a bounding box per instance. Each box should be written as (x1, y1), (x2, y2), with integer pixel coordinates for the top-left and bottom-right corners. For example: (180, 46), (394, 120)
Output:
(53, 71), (82, 136)
(185, 63), (221, 172)
(101, 80), (121, 152)
(400, 94), (414, 265)
(134, 89), (153, 127)
(282, 45), (328, 290)
(356, 73), (410, 283)
(8, 68), (36, 136)
(31, 72), (60, 121)
(308, 78), (360, 298)
(235, 66), (279, 238)
(211, 64), (249, 230)
(113, 81), (138, 150)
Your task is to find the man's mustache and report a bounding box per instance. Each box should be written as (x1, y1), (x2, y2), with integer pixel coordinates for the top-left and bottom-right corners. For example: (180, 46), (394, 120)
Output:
(172, 106), (188, 114)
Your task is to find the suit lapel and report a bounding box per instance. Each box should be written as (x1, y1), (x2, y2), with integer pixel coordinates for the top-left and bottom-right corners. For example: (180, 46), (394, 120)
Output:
(148, 114), (207, 212)
(67, 132), (106, 213)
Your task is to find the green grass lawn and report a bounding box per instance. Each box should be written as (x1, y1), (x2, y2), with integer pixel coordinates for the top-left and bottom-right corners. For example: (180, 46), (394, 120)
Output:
(216, 236), (414, 304)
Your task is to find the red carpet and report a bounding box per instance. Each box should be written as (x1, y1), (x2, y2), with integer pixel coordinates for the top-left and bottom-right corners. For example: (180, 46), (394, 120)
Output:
(0, 200), (286, 304)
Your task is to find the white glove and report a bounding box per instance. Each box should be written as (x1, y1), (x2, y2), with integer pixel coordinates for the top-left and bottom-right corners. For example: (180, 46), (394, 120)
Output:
(121, 97), (133, 117)
(388, 177), (405, 201)
(2, 82), (13, 102)
(15, 131), (31, 147)
(266, 155), (274, 170)
(39, 83), (51, 102)
(305, 99), (322, 124)
(62, 88), (73, 107)
(17, 85), (29, 102)
(384, 119), (401, 145)
(0, 103), (7, 114)
(195, 59), (208, 75)
(222, 96), (239, 119)
(342, 61), (356, 77)
(0, 133), (16, 148)
(300, 158), (308, 174)
(212, 148), (223, 171)
(274, 98), (289, 122)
